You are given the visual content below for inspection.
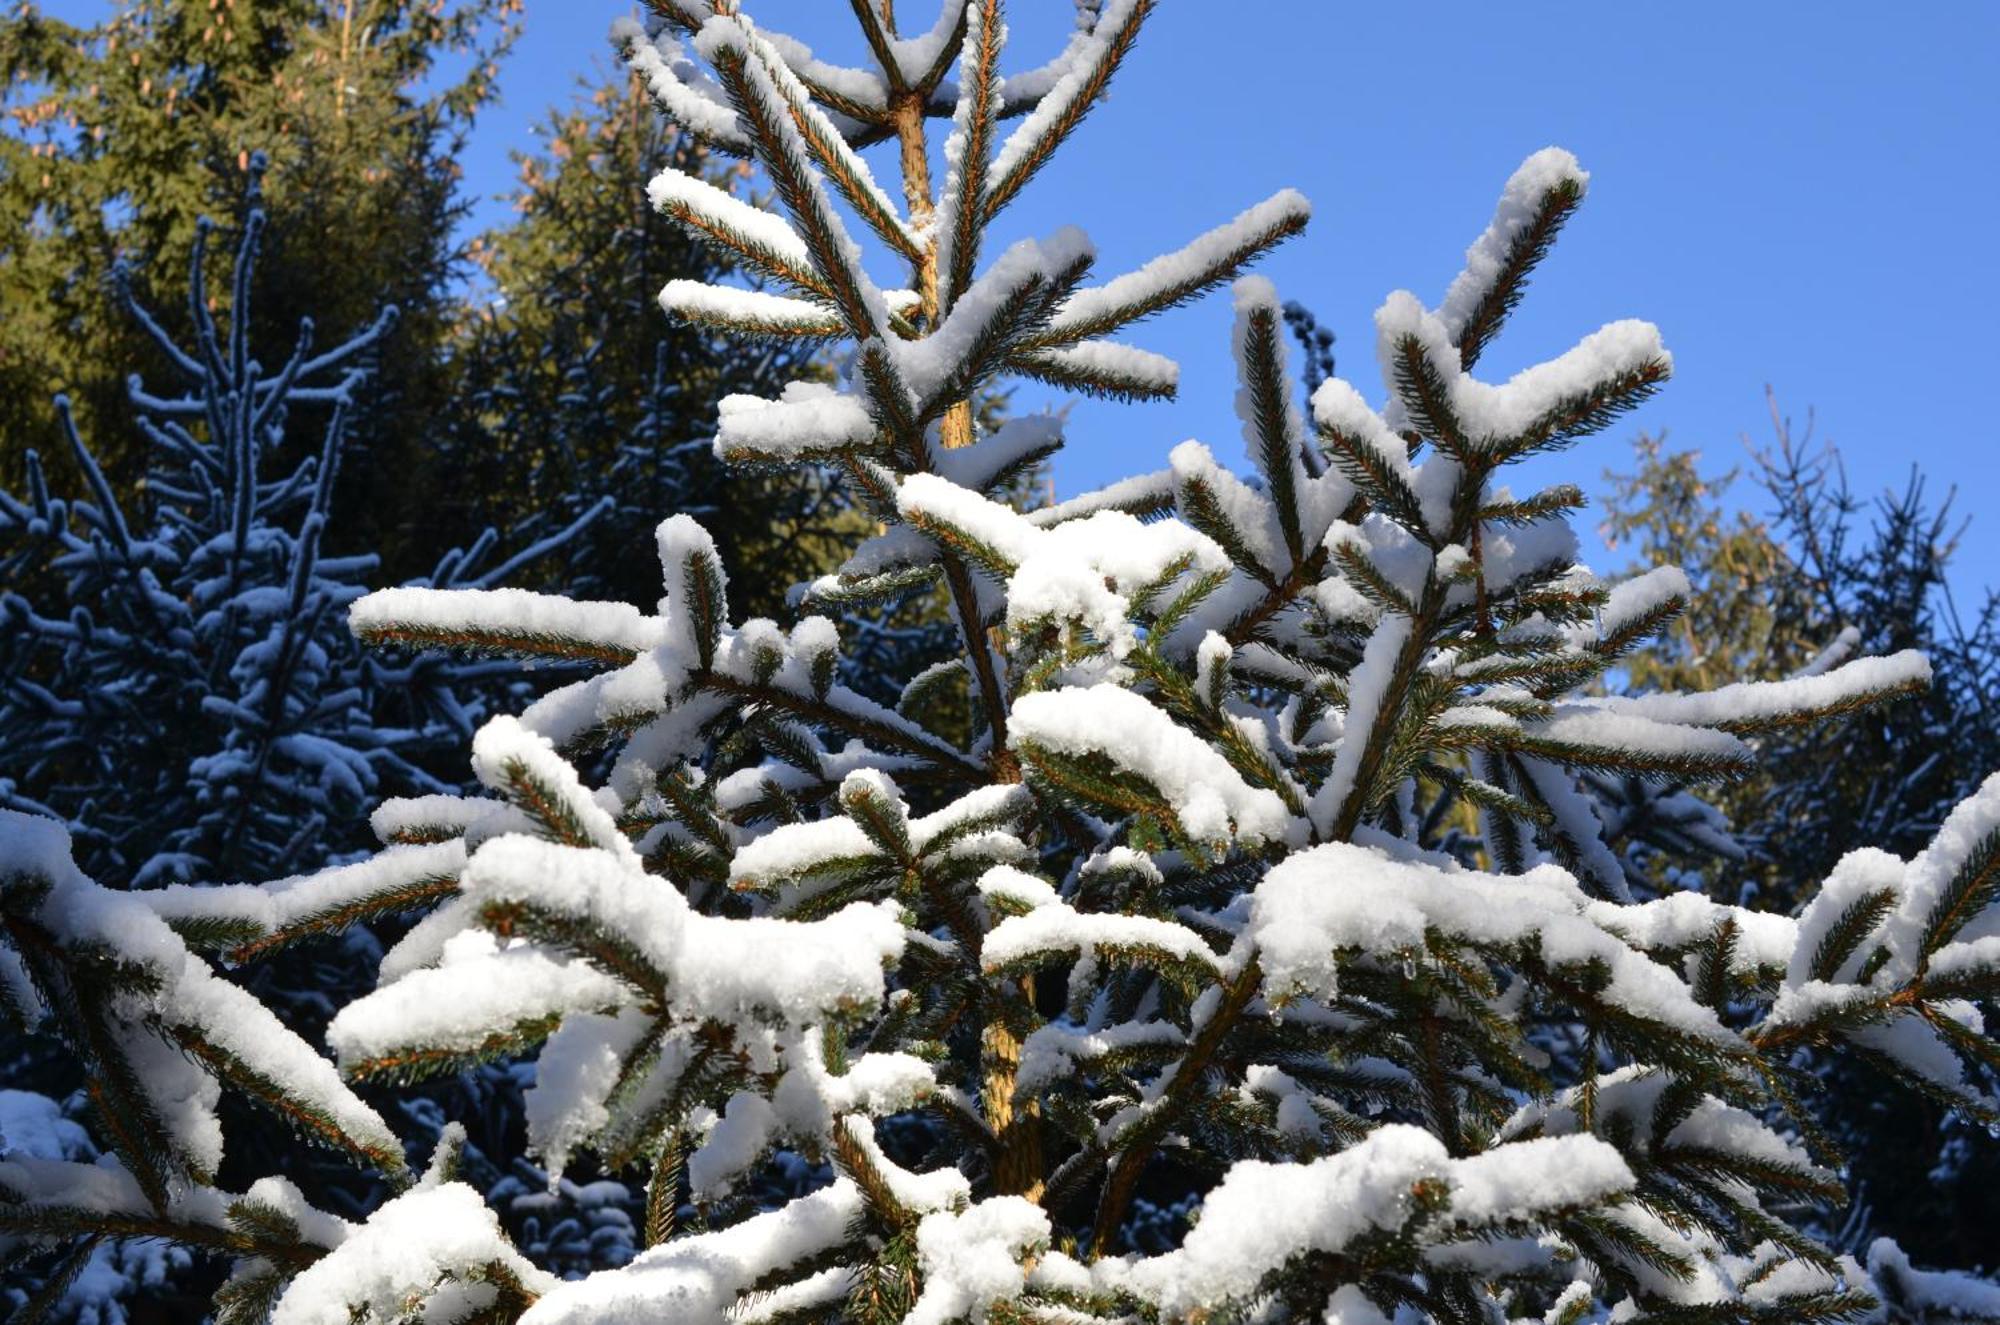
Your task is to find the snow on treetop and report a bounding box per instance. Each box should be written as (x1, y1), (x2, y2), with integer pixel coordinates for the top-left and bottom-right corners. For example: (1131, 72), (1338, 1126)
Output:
(1374, 290), (1670, 451)
(1437, 146), (1588, 344)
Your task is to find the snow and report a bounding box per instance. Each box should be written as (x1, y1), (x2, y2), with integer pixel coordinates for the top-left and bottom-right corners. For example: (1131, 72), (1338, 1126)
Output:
(888, 0), (971, 86)
(523, 1009), (653, 1181)
(1525, 702), (1753, 767)
(370, 795), (490, 845)
(1519, 756), (1633, 901)
(119, 1027), (224, 1176)
(6, 811), (404, 1175)
(729, 814), (879, 892)
(646, 167), (811, 278)
(440, 833), (905, 1027)
(1251, 841), (1731, 1041)
(1867, 1237), (2000, 1317)
(1794, 623), (1862, 678)
(472, 716), (635, 859)
(1666, 1095), (1821, 1174)
(9, 10), (1979, 1314)
(934, 412), (1067, 494)
(1598, 649), (1932, 732)
(1567, 565), (1689, 649)
(1122, 1124), (1450, 1314)
(983, 897), (1220, 975)
(1172, 439), (1288, 575)
(519, 1181), (862, 1324)
(1310, 378), (1421, 525)
(1242, 1063), (1324, 1140)
(910, 783), (1036, 849)
(658, 280), (839, 335)
(690, 1090), (779, 1195)
(1048, 189), (1313, 341)
(758, 27), (888, 113)
(375, 893), (480, 984)
(1867, 769), (2000, 984)
(1025, 468), (1176, 526)
(897, 470), (1042, 567)
(1322, 1284), (1396, 1324)
(1310, 612), (1412, 835)
(1007, 508), (1228, 657)
(0, 1090), (91, 1161)
(988, 0), (1149, 199)
(158, 840), (468, 943)
(1591, 889), (1796, 973)
(898, 228), (1096, 404)
(691, 16), (903, 337)
(617, 19), (749, 154)
(1436, 148), (1589, 345)
(899, 469), (1231, 659)
(270, 1183), (557, 1325)
(976, 863), (1060, 914)
(1020, 339), (1181, 396)
(1443, 1134), (1633, 1226)
(773, 1044), (937, 1137)
(1016, 1019), (1184, 1096)
(1375, 291), (1670, 451)
(350, 585), (662, 656)
(838, 1114), (971, 1214)
(713, 383), (879, 462)
(324, 931), (628, 1070)
(1848, 1018), (1976, 1099)
(679, 901), (905, 1023)
(1230, 276), (1314, 544)
(1010, 684), (1291, 849)
(993, 0), (1093, 107)
(1785, 846), (1905, 986)
(907, 1197), (1050, 1325)
(0, 1155), (184, 1224)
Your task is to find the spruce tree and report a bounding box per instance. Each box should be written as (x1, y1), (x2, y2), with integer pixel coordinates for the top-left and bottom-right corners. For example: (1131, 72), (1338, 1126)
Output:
(0, 0), (513, 565)
(5, 5), (2000, 1322)
(0, 157), (493, 892)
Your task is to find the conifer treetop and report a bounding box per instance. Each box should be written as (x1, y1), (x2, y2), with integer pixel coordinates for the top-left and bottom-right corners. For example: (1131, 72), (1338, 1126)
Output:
(5, 3), (1999, 1323)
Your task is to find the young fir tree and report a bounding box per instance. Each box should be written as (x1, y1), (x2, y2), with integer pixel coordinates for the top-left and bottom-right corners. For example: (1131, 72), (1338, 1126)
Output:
(0, 0), (514, 568)
(5, 5), (2000, 1323)
(0, 165), (608, 1319)
(0, 157), (504, 893)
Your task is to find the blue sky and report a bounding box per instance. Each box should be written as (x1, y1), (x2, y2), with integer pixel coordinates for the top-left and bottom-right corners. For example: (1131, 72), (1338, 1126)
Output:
(48, 2), (2000, 592)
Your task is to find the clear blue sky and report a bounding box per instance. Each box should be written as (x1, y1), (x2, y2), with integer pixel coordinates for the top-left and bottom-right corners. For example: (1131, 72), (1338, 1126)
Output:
(50, 2), (2000, 593)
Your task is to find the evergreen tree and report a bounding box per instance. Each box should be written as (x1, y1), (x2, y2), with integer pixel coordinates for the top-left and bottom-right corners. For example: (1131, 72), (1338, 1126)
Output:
(5, 5), (1999, 1322)
(0, 0), (513, 564)
(1603, 405), (2000, 1265)
(435, 65), (853, 618)
(0, 157), (494, 892)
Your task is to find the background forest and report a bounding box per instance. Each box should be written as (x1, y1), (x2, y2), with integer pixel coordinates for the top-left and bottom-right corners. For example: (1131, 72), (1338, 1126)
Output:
(1, 1), (1995, 1320)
